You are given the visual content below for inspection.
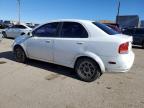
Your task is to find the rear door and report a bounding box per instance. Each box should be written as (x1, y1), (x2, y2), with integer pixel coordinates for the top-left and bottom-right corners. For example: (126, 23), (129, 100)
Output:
(12, 25), (26, 37)
(15, 25), (27, 36)
(5, 26), (16, 37)
(54, 22), (89, 67)
(6, 25), (25, 38)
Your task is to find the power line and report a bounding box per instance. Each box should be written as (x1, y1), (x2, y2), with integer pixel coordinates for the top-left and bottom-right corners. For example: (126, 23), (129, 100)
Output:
(116, 0), (121, 23)
(117, 0), (120, 17)
(17, 0), (21, 24)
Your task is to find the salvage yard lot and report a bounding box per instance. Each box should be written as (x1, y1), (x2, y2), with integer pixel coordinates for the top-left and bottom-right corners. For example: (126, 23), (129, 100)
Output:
(0, 39), (144, 108)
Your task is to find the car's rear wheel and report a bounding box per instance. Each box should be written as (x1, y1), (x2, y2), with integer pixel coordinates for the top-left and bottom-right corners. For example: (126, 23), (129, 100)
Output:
(2, 31), (7, 38)
(75, 58), (101, 82)
(14, 47), (27, 63)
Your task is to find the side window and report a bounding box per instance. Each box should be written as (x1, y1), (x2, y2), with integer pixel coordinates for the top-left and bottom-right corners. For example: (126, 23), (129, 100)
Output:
(33, 22), (59, 37)
(61, 22), (88, 38)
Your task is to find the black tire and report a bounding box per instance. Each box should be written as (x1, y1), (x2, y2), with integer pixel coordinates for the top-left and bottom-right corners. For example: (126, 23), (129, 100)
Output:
(14, 47), (27, 63)
(75, 58), (101, 82)
(2, 31), (7, 38)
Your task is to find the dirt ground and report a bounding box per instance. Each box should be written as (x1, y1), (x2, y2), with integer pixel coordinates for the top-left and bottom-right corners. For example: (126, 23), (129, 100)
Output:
(0, 38), (144, 108)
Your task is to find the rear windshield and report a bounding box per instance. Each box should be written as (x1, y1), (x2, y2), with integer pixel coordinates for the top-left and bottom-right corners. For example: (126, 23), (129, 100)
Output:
(93, 22), (120, 35)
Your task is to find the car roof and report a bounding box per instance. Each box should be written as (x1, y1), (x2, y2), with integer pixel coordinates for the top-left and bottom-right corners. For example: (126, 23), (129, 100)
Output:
(45, 19), (94, 23)
(33, 19), (95, 31)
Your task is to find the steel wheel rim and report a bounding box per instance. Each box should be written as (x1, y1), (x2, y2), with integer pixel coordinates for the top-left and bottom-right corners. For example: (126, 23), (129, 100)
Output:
(78, 61), (96, 79)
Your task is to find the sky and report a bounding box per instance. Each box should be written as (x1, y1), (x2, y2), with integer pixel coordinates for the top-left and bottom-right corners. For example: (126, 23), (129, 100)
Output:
(0, 0), (143, 23)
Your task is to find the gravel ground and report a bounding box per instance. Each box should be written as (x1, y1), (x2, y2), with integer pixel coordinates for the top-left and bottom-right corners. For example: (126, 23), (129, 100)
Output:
(0, 38), (144, 108)
(0, 32), (2, 41)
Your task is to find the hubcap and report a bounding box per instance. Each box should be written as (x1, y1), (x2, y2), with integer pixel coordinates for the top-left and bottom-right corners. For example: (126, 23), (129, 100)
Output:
(78, 61), (96, 79)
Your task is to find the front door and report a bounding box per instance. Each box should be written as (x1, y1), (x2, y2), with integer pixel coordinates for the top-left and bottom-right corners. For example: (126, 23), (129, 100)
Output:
(26, 22), (59, 62)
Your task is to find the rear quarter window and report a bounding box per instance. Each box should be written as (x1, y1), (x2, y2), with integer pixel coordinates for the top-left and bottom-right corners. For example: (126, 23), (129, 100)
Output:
(93, 22), (119, 35)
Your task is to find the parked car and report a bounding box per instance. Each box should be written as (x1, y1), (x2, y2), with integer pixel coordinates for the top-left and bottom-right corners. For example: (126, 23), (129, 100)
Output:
(123, 28), (144, 48)
(12, 19), (135, 82)
(2, 24), (32, 38)
(0, 24), (9, 29)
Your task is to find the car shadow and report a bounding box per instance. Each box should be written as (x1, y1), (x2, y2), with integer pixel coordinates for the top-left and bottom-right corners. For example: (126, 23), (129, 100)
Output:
(0, 51), (14, 60)
(3, 37), (14, 40)
(0, 51), (79, 81)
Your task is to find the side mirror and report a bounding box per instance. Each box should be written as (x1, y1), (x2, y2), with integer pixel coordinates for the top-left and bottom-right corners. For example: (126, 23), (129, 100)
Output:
(27, 32), (33, 36)
(21, 33), (25, 35)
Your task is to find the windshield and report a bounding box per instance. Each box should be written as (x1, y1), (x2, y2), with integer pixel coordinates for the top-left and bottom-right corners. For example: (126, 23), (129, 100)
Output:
(93, 22), (120, 35)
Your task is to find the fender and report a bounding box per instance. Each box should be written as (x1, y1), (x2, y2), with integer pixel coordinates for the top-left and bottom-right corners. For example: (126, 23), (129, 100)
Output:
(12, 35), (30, 57)
(73, 51), (105, 73)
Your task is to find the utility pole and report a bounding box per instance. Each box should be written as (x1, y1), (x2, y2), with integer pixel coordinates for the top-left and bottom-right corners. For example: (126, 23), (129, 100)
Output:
(116, 0), (120, 24)
(17, 0), (21, 24)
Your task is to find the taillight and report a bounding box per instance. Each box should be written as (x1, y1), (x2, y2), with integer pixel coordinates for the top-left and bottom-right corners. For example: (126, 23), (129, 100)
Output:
(119, 42), (129, 54)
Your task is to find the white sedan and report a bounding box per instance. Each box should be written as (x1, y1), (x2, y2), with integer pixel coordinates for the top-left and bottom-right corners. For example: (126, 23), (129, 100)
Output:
(2, 24), (32, 38)
(12, 19), (135, 82)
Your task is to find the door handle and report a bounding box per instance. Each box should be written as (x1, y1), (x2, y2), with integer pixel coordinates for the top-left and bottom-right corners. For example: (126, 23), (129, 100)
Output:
(76, 42), (84, 45)
(45, 40), (51, 43)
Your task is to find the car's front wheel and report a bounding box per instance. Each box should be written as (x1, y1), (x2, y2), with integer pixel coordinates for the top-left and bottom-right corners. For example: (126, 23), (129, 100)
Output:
(75, 58), (101, 82)
(14, 47), (27, 63)
(2, 31), (7, 38)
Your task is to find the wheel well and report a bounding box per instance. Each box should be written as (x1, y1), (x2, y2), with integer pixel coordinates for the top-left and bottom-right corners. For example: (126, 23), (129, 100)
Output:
(74, 56), (102, 74)
(2, 31), (6, 36)
(2, 31), (5, 34)
(14, 45), (24, 51)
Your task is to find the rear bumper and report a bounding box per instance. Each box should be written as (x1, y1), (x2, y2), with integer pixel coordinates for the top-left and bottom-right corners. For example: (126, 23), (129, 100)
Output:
(102, 51), (135, 73)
